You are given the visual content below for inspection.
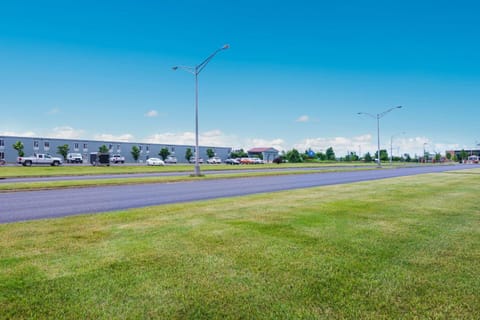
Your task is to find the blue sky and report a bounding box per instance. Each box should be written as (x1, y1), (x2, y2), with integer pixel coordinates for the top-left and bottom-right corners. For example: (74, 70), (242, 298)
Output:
(1, 0), (479, 156)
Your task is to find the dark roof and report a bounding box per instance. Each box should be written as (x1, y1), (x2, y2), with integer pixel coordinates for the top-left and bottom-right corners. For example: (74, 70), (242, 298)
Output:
(248, 147), (278, 153)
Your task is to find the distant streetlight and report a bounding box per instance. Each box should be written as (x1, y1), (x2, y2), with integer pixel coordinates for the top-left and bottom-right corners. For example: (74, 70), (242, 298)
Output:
(390, 131), (405, 163)
(423, 142), (428, 163)
(172, 44), (229, 176)
(358, 106), (403, 167)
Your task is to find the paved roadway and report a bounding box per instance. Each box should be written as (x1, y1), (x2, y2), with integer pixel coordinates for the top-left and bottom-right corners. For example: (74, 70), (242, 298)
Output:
(0, 166), (366, 184)
(1, 165), (478, 224)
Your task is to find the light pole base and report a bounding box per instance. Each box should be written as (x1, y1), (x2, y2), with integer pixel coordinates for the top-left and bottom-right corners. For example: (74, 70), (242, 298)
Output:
(193, 164), (202, 177)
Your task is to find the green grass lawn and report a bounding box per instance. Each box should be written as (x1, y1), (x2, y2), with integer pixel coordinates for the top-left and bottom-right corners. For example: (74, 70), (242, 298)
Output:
(1, 170), (479, 319)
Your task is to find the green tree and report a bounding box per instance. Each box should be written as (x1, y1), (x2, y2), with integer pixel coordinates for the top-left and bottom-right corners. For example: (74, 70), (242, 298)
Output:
(446, 152), (452, 160)
(459, 149), (468, 162)
(363, 152), (372, 162)
(159, 147), (170, 161)
(345, 152), (359, 162)
(13, 141), (25, 157)
(375, 149), (389, 162)
(230, 149), (248, 158)
(99, 145), (109, 153)
(206, 148), (215, 158)
(326, 147), (336, 161)
(185, 148), (193, 162)
(317, 152), (327, 161)
(57, 144), (70, 160)
(435, 153), (441, 162)
(131, 146), (140, 161)
(285, 149), (303, 163)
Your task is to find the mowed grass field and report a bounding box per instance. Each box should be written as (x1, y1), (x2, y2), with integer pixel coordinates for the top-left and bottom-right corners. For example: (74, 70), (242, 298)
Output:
(1, 169), (479, 319)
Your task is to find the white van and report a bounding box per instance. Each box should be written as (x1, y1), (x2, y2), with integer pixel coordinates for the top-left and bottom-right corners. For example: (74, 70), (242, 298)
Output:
(66, 153), (83, 163)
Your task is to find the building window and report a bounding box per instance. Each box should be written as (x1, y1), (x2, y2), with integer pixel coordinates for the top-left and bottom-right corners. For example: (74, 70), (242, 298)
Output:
(44, 141), (50, 151)
(117, 144), (121, 153)
(170, 146), (175, 153)
(139, 145), (143, 153)
(0, 139), (4, 148)
(0, 152), (4, 160)
(109, 144), (113, 152)
(146, 145), (150, 154)
(33, 140), (39, 150)
(83, 143), (88, 151)
(74, 143), (79, 151)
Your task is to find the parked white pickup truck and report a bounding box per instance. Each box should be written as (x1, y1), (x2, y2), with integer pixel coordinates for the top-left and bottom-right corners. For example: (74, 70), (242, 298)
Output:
(109, 154), (125, 164)
(17, 153), (63, 166)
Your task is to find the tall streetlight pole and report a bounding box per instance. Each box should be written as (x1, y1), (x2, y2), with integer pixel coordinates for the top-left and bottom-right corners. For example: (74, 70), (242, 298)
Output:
(390, 131), (405, 163)
(172, 44), (229, 176)
(358, 106), (403, 167)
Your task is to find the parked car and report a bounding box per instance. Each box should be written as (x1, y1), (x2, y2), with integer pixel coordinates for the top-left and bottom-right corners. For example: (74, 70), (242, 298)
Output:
(251, 158), (265, 164)
(224, 158), (240, 165)
(66, 153), (83, 163)
(110, 154), (125, 164)
(207, 157), (222, 164)
(164, 156), (177, 164)
(189, 157), (204, 164)
(239, 157), (255, 164)
(17, 153), (63, 166)
(273, 156), (284, 164)
(146, 157), (165, 166)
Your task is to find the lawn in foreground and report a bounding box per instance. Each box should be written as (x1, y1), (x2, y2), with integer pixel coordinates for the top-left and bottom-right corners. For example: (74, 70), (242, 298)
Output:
(0, 170), (479, 319)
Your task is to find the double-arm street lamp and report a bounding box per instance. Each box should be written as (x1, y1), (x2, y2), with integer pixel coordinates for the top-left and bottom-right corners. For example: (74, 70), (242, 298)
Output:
(172, 44), (229, 176)
(358, 106), (403, 167)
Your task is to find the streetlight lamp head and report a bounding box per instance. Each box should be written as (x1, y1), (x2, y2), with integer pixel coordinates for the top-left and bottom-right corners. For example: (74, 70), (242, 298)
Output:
(396, 105), (403, 109)
(172, 66), (179, 71)
(222, 44), (230, 50)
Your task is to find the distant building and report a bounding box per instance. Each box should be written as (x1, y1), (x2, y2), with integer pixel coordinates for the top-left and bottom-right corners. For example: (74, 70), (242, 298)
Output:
(0, 135), (232, 164)
(247, 147), (279, 163)
(446, 149), (480, 163)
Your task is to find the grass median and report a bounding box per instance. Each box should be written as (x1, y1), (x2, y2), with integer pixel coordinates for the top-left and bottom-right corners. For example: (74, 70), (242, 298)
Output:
(1, 169), (479, 318)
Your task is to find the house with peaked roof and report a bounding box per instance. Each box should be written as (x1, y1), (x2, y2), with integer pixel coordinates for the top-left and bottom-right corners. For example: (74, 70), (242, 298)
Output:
(247, 147), (279, 163)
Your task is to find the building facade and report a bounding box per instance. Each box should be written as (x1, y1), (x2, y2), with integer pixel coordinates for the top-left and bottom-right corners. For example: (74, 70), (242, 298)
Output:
(0, 136), (232, 164)
(247, 147), (279, 163)
(446, 149), (480, 163)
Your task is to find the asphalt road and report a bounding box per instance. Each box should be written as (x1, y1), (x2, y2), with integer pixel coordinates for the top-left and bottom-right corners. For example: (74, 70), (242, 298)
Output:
(1, 165), (478, 224)
(0, 165), (366, 183)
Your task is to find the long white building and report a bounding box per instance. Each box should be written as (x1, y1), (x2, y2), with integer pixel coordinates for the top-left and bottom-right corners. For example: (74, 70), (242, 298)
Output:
(0, 135), (232, 164)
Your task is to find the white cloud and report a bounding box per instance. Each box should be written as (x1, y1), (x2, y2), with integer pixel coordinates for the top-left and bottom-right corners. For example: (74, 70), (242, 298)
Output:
(296, 115), (310, 123)
(145, 130), (286, 151)
(432, 143), (461, 152)
(145, 132), (194, 145)
(144, 110), (158, 118)
(0, 130), (37, 137)
(293, 135), (370, 155)
(47, 126), (85, 139)
(94, 133), (135, 142)
(47, 108), (60, 115)
(145, 130), (237, 147)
